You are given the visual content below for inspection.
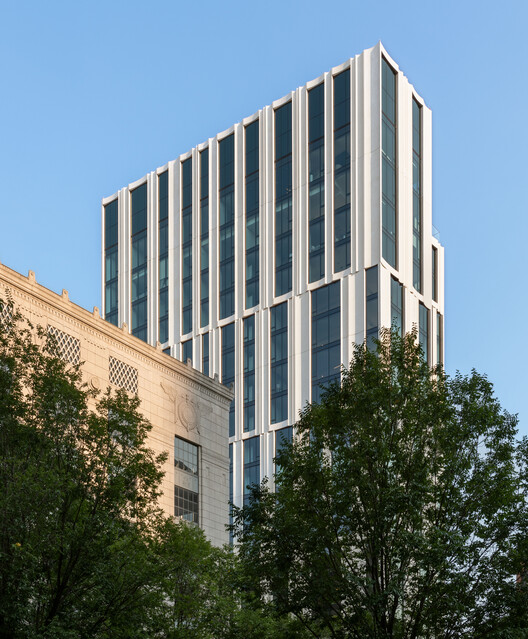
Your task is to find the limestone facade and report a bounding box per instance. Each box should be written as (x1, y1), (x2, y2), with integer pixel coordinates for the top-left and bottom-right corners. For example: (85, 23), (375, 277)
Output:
(0, 262), (232, 547)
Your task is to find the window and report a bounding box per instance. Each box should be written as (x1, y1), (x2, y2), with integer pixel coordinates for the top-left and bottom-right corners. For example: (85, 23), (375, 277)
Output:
(412, 99), (422, 292)
(366, 266), (378, 349)
(275, 103), (292, 296)
(271, 302), (288, 423)
(311, 282), (340, 404)
(419, 303), (429, 364)
(181, 159), (193, 335)
(200, 149), (209, 327)
(131, 184), (148, 341)
(308, 83), (325, 283)
(436, 312), (443, 365)
(158, 171), (169, 343)
(182, 339), (192, 365)
(275, 425), (293, 475)
(104, 199), (119, 327)
(391, 277), (403, 336)
(222, 323), (235, 437)
(382, 59), (397, 268)
(334, 69), (351, 272)
(432, 245), (438, 302)
(245, 120), (260, 308)
(219, 135), (235, 319)
(202, 333), (209, 376)
(243, 315), (255, 432)
(174, 436), (199, 524)
(244, 436), (259, 506)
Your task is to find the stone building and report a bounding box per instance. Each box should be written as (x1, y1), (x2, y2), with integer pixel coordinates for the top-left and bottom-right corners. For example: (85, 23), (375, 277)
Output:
(0, 262), (232, 546)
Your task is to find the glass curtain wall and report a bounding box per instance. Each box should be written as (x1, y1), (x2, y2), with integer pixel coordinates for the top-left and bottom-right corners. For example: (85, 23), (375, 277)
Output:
(391, 277), (403, 336)
(412, 99), (422, 292)
(334, 69), (351, 272)
(419, 303), (429, 363)
(104, 199), (119, 327)
(219, 135), (235, 319)
(271, 302), (288, 423)
(308, 83), (325, 282)
(158, 171), (169, 343)
(243, 315), (255, 432)
(222, 322), (235, 437)
(202, 333), (209, 376)
(200, 149), (209, 327)
(366, 266), (378, 349)
(243, 436), (259, 506)
(245, 121), (259, 308)
(181, 159), (193, 335)
(311, 282), (340, 403)
(382, 59), (397, 268)
(131, 184), (148, 341)
(275, 103), (292, 296)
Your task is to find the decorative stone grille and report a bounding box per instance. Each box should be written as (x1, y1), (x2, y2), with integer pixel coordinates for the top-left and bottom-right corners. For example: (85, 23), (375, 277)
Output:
(109, 356), (138, 394)
(47, 325), (80, 365)
(0, 302), (13, 328)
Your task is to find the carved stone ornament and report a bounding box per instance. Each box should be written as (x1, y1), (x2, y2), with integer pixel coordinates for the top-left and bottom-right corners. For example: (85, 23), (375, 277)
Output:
(90, 376), (101, 390)
(178, 394), (199, 433)
(160, 381), (200, 434)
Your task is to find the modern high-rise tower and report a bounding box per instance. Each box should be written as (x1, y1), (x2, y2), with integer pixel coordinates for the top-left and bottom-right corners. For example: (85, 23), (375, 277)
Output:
(102, 43), (444, 515)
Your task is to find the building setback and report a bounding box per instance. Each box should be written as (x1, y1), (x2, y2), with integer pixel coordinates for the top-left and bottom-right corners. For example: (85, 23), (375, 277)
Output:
(102, 43), (445, 516)
(0, 262), (232, 547)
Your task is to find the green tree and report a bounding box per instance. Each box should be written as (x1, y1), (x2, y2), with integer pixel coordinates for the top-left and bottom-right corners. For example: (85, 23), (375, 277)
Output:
(0, 298), (305, 638)
(233, 329), (528, 638)
(0, 299), (168, 638)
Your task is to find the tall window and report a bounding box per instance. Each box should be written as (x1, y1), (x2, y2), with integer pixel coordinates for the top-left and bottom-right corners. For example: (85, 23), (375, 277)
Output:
(275, 102), (292, 296)
(366, 266), (378, 349)
(308, 83), (325, 283)
(275, 425), (293, 475)
(382, 59), (397, 268)
(391, 277), (403, 336)
(432, 246), (438, 302)
(174, 436), (199, 524)
(104, 199), (118, 327)
(244, 436), (260, 506)
(219, 135), (235, 319)
(419, 303), (429, 364)
(311, 282), (340, 404)
(334, 69), (351, 272)
(243, 315), (255, 432)
(412, 99), (422, 292)
(222, 323), (235, 437)
(245, 121), (259, 308)
(182, 339), (192, 364)
(131, 184), (148, 341)
(271, 302), (288, 423)
(202, 333), (209, 376)
(200, 149), (209, 327)
(158, 171), (169, 343)
(436, 312), (443, 365)
(181, 159), (193, 335)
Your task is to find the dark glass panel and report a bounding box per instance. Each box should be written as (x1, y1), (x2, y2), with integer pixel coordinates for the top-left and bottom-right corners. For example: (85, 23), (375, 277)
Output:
(222, 323), (236, 437)
(311, 282), (341, 403)
(104, 199), (118, 249)
(271, 302), (288, 423)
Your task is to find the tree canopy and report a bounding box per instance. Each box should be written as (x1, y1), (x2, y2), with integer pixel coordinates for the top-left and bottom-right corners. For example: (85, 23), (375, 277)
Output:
(0, 298), (301, 638)
(233, 329), (528, 638)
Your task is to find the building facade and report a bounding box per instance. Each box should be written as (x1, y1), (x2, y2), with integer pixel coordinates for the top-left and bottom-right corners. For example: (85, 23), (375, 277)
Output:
(102, 43), (445, 514)
(0, 262), (232, 546)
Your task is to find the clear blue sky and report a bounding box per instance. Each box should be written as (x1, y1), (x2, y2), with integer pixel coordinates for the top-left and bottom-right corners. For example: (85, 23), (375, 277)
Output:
(1, 0), (526, 437)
